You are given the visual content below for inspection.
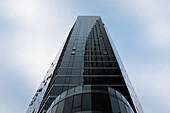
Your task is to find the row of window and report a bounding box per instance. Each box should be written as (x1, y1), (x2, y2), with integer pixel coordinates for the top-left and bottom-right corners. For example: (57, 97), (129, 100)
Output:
(64, 51), (113, 56)
(60, 61), (118, 67)
(53, 76), (124, 85)
(65, 49), (113, 52)
(67, 39), (110, 45)
(62, 56), (116, 61)
(57, 68), (121, 75)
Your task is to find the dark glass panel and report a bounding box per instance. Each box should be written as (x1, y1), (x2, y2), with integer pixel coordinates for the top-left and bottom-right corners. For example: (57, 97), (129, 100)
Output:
(83, 69), (121, 75)
(62, 86), (68, 92)
(110, 96), (120, 113)
(64, 76), (70, 84)
(44, 98), (55, 111)
(72, 107), (81, 113)
(75, 86), (82, 92)
(82, 93), (91, 111)
(91, 86), (107, 92)
(74, 56), (82, 61)
(83, 85), (91, 91)
(83, 77), (124, 84)
(54, 76), (65, 84)
(56, 100), (65, 113)
(67, 69), (72, 75)
(51, 104), (57, 113)
(125, 105), (131, 113)
(67, 88), (75, 95)
(63, 97), (73, 113)
(71, 69), (81, 75)
(73, 94), (82, 108)
(50, 86), (63, 96)
(60, 62), (69, 67)
(73, 62), (82, 67)
(70, 76), (80, 84)
(92, 93), (111, 112)
(57, 68), (67, 75)
(118, 100), (127, 113)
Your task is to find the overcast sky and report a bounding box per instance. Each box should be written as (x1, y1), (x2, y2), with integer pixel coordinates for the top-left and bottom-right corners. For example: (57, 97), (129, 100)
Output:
(0, 0), (170, 113)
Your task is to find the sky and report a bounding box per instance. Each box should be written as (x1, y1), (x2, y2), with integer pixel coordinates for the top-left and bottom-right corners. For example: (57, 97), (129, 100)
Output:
(0, 0), (170, 113)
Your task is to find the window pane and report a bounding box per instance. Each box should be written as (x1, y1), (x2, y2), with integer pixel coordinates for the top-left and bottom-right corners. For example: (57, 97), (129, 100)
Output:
(63, 97), (73, 113)
(56, 100), (65, 113)
(73, 94), (81, 108)
(51, 104), (57, 113)
(110, 96), (120, 113)
(118, 100), (127, 113)
(92, 93), (111, 112)
(54, 76), (65, 84)
(50, 86), (63, 96)
(82, 93), (91, 111)
(70, 76), (80, 84)
(57, 68), (67, 75)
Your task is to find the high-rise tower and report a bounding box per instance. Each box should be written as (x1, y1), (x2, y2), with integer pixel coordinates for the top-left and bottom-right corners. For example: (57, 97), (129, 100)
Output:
(27, 16), (143, 113)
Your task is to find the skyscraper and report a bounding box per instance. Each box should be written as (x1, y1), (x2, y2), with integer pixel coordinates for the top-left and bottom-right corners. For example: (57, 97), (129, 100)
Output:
(27, 16), (143, 113)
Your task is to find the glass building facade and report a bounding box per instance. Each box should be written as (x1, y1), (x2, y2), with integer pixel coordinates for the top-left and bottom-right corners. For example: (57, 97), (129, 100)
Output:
(27, 16), (143, 113)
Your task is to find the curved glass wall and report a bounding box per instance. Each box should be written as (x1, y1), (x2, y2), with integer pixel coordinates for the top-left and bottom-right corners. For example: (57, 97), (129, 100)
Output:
(46, 85), (134, 113)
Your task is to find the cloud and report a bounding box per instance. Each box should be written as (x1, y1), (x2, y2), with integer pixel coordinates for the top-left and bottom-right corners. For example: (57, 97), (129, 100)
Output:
(0, 0), (75, 85)
(109, 0), (170, 49)
(0, 0), (75, 113)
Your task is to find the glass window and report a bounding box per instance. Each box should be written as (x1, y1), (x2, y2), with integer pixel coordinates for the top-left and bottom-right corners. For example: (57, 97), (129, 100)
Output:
(72, 107), (81, 113)
(125, 105), (131, 113)
(71, 51), (76, 55)
(67, 69), (72, 75)
(54, 76), (65, 84)
(73, 94), (82, 108)
(73, 62), (81, 67)
(83, 85), (91, 91)
(70, 56), (75, 61)
(75, 86), (82, 92)
(116, 90), (122, 99)
(68, 62), (73, 67)
(92, 93), (111, 112)
(62, 86), (68, 92)
(57, 68), (67, 75)
(50, 86), (63, 96)
(71, 69), (81, 75)
(55, 95), (61, 102)
(44, 98), (55, 111)
(70, 76), (80, 84)
(108, 87), (116, 96)
(37, 88), (43, 92)
(82, 93), (91, 111)
(72, 47), (76, 50)
(62, 57), (70, 61)
(110, 96), (120, 113)
(118, 100), (127, 113)
(67, 88), (75, 95)
(64, 76), (70, 84)
(63, 97), (73, 113)
(51, 104), (58, 113)
(60, 91), (67, 98)
(56, 100), (65, 113)
(60, 62), (69, 67)
(74, 57), (82, 61)
(64, 51), (72, 55)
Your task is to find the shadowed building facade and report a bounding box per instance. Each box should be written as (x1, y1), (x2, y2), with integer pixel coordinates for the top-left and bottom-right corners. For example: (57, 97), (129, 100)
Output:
(27, 16), (143, 113)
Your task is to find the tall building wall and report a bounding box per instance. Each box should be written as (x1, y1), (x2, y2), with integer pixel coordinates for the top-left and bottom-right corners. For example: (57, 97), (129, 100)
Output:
(27, 16), (143, 113)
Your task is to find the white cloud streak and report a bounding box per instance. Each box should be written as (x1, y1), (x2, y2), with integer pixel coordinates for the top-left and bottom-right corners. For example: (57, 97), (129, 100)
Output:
(0, 0), (75, 113)
(111, 0), (170, 48)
